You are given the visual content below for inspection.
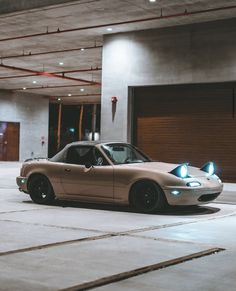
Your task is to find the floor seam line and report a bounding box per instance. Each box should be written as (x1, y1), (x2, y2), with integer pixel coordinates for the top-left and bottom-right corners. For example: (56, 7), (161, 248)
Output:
(0, 207), (54, 215)
(0, 219), (107, 233)
(59, 248), (225, 291)
(0, 233), (117, 257)
(126, 233), (221, 248)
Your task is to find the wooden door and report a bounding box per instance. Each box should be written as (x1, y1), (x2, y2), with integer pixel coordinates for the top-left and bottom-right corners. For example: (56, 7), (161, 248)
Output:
(0, 122), (7, 160)
(0, 122), (20, 161)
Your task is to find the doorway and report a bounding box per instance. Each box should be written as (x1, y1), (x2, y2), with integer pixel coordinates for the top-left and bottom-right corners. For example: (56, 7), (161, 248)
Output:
(0, 122), (20, 161)
(48, 104), (101, 157)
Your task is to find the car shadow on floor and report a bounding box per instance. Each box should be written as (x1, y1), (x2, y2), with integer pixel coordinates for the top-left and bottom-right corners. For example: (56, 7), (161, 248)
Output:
(23, 199), (220, 216)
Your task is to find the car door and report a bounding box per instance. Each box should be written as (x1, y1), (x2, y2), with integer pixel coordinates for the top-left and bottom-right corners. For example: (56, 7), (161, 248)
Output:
(61, 145), (114, 200)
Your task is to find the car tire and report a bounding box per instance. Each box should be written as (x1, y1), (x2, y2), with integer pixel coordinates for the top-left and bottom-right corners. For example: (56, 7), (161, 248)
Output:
(28, 175), (55, 205)
(130, 181), (167, 213)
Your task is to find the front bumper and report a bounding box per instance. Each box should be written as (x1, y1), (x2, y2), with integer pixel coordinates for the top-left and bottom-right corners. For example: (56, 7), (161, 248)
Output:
(163, 184), (223, 206)
(16, 176), (28, 193)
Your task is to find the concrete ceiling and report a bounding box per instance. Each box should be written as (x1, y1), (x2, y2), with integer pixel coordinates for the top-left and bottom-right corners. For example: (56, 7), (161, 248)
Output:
(0, 0), (236, 104)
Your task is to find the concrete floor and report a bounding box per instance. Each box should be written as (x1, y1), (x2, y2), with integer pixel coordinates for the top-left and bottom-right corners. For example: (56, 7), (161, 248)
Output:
(0, 162), (236, 290)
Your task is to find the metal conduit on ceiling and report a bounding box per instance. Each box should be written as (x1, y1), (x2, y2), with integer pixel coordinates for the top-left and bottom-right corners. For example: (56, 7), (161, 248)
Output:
(53, 93), (101, 98)
(12, 84), (100, 91)
(0, 45), (102, 60)
(0, 63), (101, 85)
(0, 5), (235, 42)
(0, 67), (102, 80)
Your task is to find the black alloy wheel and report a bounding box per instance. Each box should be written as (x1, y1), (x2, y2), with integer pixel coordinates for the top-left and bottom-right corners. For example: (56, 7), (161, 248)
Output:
(28, 175), (55, 204)
(130, 181), (167, 213)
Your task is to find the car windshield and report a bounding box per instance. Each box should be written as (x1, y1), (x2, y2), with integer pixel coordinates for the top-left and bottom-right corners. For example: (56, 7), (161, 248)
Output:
(102, 144), (150, 165)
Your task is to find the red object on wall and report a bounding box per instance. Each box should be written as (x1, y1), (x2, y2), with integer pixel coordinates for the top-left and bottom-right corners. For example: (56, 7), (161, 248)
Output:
(41, 136), (45, 146)
(111, 96), (118, 103)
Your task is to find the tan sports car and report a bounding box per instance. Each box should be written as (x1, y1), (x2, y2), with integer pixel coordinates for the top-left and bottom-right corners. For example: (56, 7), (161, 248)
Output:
(16, 142), (223, 213)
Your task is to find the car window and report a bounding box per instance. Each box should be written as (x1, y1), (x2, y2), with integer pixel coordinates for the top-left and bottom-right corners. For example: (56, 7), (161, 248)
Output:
(66, 146), (94, 165)
(66, 146), (109, 166)
(102, 144), (150, 165)
(94, 148), (109, 166)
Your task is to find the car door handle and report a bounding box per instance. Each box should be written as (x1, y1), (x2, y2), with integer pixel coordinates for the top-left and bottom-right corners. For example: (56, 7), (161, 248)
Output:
(64, 168), (71, 172)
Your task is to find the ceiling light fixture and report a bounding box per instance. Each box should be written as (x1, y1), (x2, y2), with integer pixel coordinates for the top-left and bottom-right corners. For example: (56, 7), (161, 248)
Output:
(80, 88), (85, 92)
(59, 62), (64, 65)
(57, 98), (61, 101)
(23, 87), (26, 90)
(68, 93), (72, 97)
(149, 0), (156, 2)
(33, 81), (37, 84)
(80, 48), (85, 51)
(107, 27), (113, 31)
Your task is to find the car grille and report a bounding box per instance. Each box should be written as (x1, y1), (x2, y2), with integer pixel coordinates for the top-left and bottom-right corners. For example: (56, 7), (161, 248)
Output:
(198, 193), (221, 202)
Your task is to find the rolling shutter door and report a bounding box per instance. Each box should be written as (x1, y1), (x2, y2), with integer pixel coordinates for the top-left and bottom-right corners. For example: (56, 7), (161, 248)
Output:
(134, 86), (236, 182)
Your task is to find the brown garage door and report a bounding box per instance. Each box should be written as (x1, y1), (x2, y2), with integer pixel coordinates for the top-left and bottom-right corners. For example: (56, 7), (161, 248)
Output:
(0, 122), (20, 161)
(133, 85), (236, 182)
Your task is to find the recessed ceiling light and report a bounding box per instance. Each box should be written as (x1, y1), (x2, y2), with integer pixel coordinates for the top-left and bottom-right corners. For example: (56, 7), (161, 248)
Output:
(68, 93), (72, 97)
(80, 48), (85, 51)
(33, 80), (37, 84)
(57, 98), (61, 101)
(23, 87), (26, 90)
(80, 88), (85, 92)
(107, 27), (113, 31)
(59, 62), (64, 66)
(149, 0), (156, 2)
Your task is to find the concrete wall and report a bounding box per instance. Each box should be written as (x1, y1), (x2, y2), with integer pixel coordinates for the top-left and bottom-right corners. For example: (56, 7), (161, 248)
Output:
(0, 90), (49, 160)
(101, 18), (236, 142)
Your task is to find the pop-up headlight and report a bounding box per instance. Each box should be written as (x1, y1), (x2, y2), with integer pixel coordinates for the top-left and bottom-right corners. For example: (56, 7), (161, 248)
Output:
(201, 162), (215, 176)
(170, 164), (189, 179)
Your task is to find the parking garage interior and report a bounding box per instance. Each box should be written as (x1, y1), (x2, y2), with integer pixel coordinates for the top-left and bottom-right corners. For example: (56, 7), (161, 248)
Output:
(1, 0), (236, 290)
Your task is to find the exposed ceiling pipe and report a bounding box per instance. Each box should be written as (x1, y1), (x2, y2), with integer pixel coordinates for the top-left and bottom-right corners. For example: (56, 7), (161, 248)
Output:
(0, 67), (102, 80)
(51, 100), (101, 105)
(54, 67), (101, 74)
(0, 5), (235, 42)
(13, 83), (100, 91)
(53, 93), (101, 98)
(0, 45), (102, 60)
(0, 63), (101, 85)
(0, 74), (36, 80)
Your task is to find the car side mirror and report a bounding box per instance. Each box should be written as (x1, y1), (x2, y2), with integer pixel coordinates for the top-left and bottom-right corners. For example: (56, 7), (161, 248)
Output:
(85, 162), (93, 169)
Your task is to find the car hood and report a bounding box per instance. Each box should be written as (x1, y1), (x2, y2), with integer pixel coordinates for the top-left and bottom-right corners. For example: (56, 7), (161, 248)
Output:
(117, 161), (206, 177)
